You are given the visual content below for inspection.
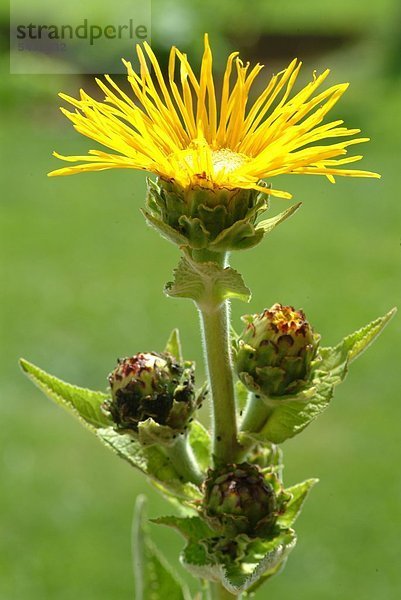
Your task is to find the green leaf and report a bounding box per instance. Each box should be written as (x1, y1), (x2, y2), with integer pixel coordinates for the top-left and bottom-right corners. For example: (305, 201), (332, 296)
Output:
(19, 359), (202, 500)
(97, 427), (201, 501)
(258, 366), (343, 444)
(208, 219), (264, 251)
(154, 516), (298, 594)
(133, 496), (191, 600)
(277, 479), (318, 529)
(19, 358), (111, 430)
(141, 209), (189, 247)
(152, 516), (234, 590)
(189, 421), (211, 472)
(165, 255), (251, 306)
(251, 308), (396, 444)
(164, 328), (183, 362)
(256, 201), (302, 234)
(224, 531), (297, 593)
(320, 307), (397, 370)
(152, 515), (215, 541)
(181, 529), (297, 595)
(178, 215), (210, 249)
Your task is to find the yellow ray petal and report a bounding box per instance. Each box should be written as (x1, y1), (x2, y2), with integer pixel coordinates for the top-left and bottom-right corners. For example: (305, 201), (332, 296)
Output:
(50, 35), (380, 194)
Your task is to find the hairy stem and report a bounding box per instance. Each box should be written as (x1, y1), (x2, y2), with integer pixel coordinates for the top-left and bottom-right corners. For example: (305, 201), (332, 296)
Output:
(193, 250), (241, 466)
(241, 392), (273, 433)
(235, 392), (274, 461)
(165, 434), (204, 486)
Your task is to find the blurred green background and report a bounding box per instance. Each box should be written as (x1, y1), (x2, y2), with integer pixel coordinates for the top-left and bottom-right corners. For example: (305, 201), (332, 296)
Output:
(1, 0), (401, 598)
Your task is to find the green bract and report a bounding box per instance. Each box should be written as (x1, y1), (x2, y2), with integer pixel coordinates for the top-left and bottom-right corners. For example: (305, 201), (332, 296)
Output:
(234, 303), (320, 397)
(143, 177), (301, 252)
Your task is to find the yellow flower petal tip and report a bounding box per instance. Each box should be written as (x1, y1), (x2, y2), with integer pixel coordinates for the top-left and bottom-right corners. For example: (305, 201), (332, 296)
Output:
(49, 35), (381, 195)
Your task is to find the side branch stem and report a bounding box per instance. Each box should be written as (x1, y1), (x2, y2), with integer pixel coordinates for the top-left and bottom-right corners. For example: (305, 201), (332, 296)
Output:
(165, 434), (203, 486)
(240, 392), (273, 433)
(235, 392), (274, 461)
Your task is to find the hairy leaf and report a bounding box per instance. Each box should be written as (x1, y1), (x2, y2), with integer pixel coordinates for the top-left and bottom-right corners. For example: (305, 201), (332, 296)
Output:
(258, 364), (345, 444)
(152, 515), (215, 541)
(97, 427), (202, 501)
(250, 308), (396, 444)
(256, 202), (302, 234)
(320, 307), (396, 370)
(165, 255), (251, 306)
(20, 358), (111, 430)
(277, 479), (318, 528)
(141, 209), (188, 246)
(181, 529), (297, 594)
(164, 328), (183, 362)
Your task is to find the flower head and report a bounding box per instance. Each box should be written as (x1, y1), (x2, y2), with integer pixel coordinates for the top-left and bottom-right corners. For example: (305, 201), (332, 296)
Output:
(203, 462), (278, 537)
(105, 352), (196, 435)
(234, 303), (320, 397)
(49, 34), (379, 200)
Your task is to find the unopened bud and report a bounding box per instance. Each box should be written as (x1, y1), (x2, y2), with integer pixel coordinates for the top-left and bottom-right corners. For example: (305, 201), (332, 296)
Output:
(203, 462), (277, 537)
(105, 352), (196, 433)
(235, 303), (320, 397)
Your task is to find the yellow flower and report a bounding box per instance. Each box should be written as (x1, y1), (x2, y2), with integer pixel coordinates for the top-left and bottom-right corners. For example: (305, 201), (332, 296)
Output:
(49, 34), (379, 199)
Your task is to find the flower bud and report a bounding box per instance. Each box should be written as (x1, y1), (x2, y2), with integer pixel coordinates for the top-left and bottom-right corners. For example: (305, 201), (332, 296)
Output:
(203, 463), (277, 537)
(235, 303), (320, 397)
(105, 352), (196, 434)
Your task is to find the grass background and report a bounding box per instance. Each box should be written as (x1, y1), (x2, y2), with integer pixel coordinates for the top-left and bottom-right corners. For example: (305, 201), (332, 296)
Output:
(1, 1), (401, 598)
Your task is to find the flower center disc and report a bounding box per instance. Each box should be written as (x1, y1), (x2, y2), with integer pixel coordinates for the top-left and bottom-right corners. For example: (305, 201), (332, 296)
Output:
(211, 148), (247, 174)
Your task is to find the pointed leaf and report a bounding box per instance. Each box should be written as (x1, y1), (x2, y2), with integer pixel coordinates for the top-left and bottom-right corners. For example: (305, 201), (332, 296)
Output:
(320, 307), (397, 370)
(97, 427), (202, 500)
(141, 209), (188, 247)
(133, 496), (191, 600)
(256, 202), (302, 234)
(277, 479), (318, 528)
(152, 516), (215, 541)
(208, 219), (264, 251)
(250, 308), (396, 444)
(164, 328), (183, 362)
(259, 366), (343, 444)
(20, 358), (111, 430)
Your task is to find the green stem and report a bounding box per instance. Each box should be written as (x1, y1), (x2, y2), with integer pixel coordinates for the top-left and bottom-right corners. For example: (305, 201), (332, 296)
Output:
(132, 495), (146, 600)
(165, 434), (203, 486)
(209, 581), (241, 599)
(193, 250), (241, 466)
(235, 392), (274, 461)
(241, 392), (273, 434)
